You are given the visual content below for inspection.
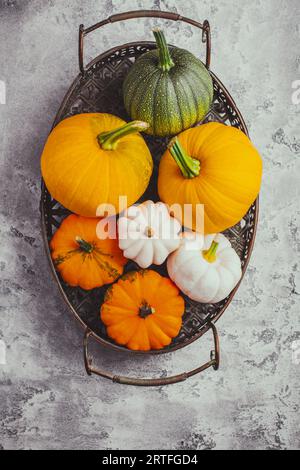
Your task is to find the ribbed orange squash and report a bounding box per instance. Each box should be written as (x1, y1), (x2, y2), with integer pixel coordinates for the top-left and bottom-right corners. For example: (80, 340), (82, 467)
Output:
(158, 122), (262, 234)
(101, 270), (185, 351)
(41, 113), (153, 217)
(50, 214), (126, 290)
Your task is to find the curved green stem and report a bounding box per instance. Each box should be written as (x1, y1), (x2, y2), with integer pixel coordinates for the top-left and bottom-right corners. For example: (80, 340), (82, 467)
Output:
(203, 240), (219, 263)
(168, 138), (200, 179)
(75, 236), (93, 254)
(153, 29), (174, 72)
(97, 121), (149, 150)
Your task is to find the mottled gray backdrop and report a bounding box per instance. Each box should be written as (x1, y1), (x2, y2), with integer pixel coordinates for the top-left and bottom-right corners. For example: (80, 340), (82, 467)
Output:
(0, 0), (299, 450)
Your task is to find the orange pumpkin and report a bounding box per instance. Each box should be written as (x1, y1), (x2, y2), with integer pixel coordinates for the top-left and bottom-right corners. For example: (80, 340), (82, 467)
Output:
(158, 122), (262, 234)
(101, 270), (185, 351)
(50, 214), (126, 290)
(41, 114), (153, 217)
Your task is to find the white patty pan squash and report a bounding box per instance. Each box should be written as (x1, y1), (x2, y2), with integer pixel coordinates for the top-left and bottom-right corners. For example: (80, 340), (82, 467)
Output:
(167, 232), (242, 303)
(118, 200), (181, 269)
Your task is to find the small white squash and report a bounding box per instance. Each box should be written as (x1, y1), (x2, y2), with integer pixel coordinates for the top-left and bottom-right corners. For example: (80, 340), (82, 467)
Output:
(167, 232), (242, 303)
(118, 200), (181, 268)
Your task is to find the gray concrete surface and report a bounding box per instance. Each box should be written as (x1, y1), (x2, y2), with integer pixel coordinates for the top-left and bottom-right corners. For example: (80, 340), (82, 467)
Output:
(0, 0), (299, 450)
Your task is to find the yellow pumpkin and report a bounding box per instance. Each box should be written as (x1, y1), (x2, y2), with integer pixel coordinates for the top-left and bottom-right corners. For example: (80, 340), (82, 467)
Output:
(41, 114), (153, 217)
(101, 270), (185, 351)
(158, 122), (262, 234)
(50, 214), (126, 290)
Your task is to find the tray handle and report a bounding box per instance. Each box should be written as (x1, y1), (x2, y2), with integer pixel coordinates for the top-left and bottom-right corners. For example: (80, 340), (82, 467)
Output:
(83, 322), (220, 386)
(79, 10), (211, 75)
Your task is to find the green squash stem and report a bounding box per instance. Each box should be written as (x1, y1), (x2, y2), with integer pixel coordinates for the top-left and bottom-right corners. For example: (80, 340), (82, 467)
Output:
(153, 29), (174, 72)
(75, 236), (93, 253)
(203, 240), (219, 263)
(97, 121), (149, 150)
(168, 138), (200, 178)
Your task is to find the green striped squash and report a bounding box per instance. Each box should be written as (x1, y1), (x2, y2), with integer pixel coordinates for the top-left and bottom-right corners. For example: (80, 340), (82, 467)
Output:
(123, 29), (214, 137)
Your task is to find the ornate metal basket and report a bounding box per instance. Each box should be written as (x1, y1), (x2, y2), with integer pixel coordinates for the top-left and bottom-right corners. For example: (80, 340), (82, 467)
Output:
(40, 10), (258, 386)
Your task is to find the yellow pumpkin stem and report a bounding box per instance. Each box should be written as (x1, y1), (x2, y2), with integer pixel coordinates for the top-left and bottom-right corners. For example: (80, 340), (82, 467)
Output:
(75, 236), (93, 253)
(153, 29), (175, 72)
(97, 121), (150, 150)
(168, 138), (200, 178)
(203, 240), (219, 263)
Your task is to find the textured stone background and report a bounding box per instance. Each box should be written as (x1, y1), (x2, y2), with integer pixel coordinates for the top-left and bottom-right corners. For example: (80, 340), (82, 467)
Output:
(0, 0), (299, 450)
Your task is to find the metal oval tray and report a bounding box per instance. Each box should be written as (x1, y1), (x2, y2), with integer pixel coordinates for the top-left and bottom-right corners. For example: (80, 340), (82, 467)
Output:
(40, 39), (258, 359)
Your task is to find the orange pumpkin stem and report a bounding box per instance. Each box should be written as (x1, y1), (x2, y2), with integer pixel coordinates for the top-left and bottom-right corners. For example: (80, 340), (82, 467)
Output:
(168, 138), (200, 178)
(75, 236), (93, 253)
(203, 240), (219, 263)
(139, 302), (155, 319)
(97, 121), (150, 150)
